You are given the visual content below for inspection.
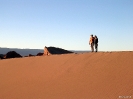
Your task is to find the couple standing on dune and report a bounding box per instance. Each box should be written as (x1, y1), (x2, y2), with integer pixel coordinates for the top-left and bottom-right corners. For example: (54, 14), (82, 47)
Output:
(89, 34), (98, 52)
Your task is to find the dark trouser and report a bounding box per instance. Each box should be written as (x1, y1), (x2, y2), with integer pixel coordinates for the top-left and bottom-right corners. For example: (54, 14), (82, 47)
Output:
(90, 43), (94, 52)
(94, 43), (98, 52)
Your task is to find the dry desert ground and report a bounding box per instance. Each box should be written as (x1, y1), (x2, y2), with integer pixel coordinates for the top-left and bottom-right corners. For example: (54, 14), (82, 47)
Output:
(0, 52), (133, 99)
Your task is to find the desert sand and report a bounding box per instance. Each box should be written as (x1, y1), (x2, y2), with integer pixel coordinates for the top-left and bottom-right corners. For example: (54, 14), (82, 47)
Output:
(0, 52), (133, 99)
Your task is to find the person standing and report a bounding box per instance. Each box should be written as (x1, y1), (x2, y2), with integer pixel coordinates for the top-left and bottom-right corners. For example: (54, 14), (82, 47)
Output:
(94, 35), (98, 52)
(89, 34), (94, 52)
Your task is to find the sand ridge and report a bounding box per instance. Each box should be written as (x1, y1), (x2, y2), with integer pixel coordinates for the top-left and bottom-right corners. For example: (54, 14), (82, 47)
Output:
(0, 52), (133, 99)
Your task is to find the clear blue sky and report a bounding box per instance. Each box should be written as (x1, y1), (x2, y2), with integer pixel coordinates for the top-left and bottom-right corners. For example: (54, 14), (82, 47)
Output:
(0, 0), (133, 51)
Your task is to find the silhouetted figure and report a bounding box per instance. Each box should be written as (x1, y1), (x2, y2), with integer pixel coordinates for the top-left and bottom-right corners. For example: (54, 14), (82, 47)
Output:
(94, 35), (98, 52)
(89, 34), (95, 52)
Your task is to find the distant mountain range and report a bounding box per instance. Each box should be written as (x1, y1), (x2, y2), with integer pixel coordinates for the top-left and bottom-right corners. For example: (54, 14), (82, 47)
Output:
(0, 47), (90, 56)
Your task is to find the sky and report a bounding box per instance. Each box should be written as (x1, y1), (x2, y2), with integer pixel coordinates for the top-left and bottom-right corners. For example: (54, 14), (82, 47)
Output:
(0, 0), (133, 51)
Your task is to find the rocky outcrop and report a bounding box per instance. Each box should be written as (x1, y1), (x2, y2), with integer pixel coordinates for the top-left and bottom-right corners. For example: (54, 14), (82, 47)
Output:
(44, 47), (50, 55)
(0, 54), (5, 59)
(44, 46), (73, 55)
(37, 53), (44, 56)
(4, 51), (22, 59)
(28, 54), (35, 57)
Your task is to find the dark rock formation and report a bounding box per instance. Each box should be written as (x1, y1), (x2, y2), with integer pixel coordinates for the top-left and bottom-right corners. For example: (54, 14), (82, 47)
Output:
(28, 54), (35, 57)
(0, 47), (43, 56)
(5, 51), (22, 59)
(37, 52), (44, 56)
(44, 46), (73, 55)
(0, 54), (5, 59)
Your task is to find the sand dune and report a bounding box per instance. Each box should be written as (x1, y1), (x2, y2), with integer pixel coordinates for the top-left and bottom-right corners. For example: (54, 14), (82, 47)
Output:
(0, 52), (133, 99)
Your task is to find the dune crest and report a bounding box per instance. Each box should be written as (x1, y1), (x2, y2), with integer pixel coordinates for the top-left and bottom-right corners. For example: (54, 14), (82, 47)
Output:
(0, 52), (133, 99)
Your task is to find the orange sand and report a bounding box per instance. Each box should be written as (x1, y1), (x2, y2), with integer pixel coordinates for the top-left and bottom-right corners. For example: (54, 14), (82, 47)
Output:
(0, 52), (133, 99)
